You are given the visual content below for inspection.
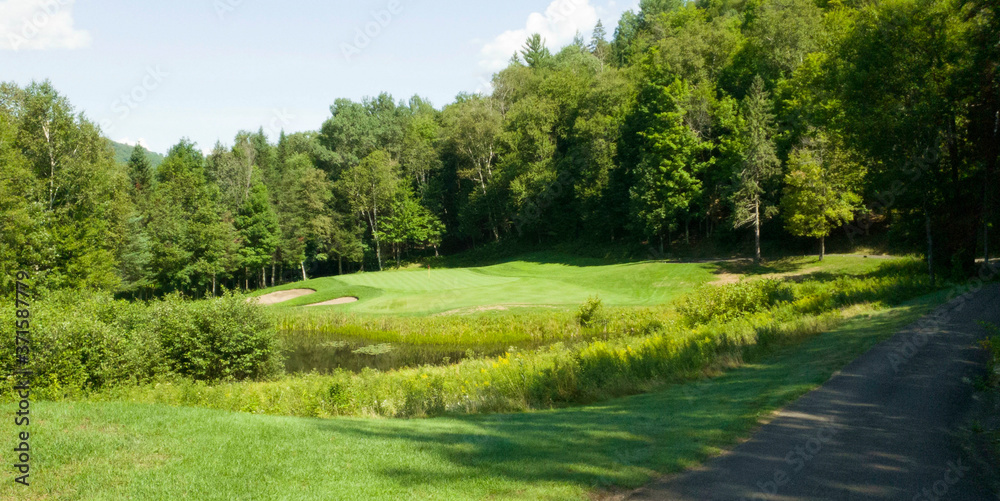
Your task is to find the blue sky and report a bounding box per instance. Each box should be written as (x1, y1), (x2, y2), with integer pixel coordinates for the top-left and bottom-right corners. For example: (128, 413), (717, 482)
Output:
(1, 0), (638, 154)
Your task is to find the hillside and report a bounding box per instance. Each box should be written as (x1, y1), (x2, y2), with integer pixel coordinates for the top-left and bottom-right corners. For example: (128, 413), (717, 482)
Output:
(109, 140), (165, 168)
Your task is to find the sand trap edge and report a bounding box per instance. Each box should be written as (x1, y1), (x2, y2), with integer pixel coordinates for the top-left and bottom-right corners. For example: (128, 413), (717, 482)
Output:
(304, 297), (360, 307)
(249, 289), (317, 306)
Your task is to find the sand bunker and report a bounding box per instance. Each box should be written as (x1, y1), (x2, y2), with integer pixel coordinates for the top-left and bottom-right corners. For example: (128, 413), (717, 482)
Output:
(436, 304), (558, 316)
(250, 289), (316, 305)
(305, 297), (360, 307)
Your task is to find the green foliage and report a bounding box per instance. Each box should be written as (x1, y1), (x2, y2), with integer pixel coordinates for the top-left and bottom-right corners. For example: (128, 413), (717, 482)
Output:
(111, 140), (164, 169)
(378, 189), (444, 265)
(576, 296), (605, 327)
(781, 131), (865, 253)
(980, 322), (1000, 388)
(0, 81), (129, 291)
(521, 34), (553, 68)
(235, 178), (280, 277)
(731, 76), (781, 262)
(3, 0), (996, 298)
(629, 75), (712, 241)
(100, 259), (940, 418)
(676, 279), (794, 325)
(127, 144), (153, 194)
(0, 291), (164, 396)
(0, 290), (281, 397)
(339, 150), (401, 270)
(151, 292), (282, 382)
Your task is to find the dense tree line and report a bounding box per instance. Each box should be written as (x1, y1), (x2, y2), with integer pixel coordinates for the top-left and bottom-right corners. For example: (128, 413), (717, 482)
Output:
(1, 0), (996, 296)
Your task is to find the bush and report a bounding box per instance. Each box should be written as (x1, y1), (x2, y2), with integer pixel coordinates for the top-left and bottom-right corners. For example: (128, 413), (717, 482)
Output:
(0, 290), (282, 398)
(151, 292), (283, 382)
(45, 258), (951, 418)
(576, 296), (604, 327)
(0, 291), (167, 397)
(676, 279), (795, 325)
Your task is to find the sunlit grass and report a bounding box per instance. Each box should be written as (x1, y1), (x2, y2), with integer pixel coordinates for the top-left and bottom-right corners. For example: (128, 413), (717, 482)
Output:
(253, 253), (720, 314)
(0, 290), (952, 501)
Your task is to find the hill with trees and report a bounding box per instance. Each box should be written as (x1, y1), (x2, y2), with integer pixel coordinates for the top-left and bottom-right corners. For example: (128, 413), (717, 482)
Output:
(110, 140), (165, 169)
(1, 0), (996, 298)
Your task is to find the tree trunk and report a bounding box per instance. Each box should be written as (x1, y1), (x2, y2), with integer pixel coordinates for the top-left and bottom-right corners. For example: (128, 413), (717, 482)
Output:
(685, 218), (690, 245)
(375, 238), (383, 271)
(271, 262), (276, 287)
(338, 256), (343, 276)
(300, 262), (308, 282)
(212, 274), (216, 297)
(244, 267), (249, 291)
(261, 267), (266, 289)
(754, 201), (762, 266)
(819, 236), (825, 262)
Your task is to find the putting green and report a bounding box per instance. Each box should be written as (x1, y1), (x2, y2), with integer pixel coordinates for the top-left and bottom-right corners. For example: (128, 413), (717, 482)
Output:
(254, 259), (718, 315)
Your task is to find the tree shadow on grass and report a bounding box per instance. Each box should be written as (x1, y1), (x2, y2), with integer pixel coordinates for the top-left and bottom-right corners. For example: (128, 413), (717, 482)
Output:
(713, 257), (819, 276)
(302, 301), (933, 497)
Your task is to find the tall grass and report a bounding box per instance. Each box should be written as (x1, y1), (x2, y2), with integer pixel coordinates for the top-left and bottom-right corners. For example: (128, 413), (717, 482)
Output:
(99, 260), (943, 418)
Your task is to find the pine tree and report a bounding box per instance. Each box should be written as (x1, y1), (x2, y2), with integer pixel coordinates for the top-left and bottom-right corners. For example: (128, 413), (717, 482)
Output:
(732, 76), (781, 265)
(521, 34), (552, 69)
(127, 144), (153, 194)
(235, 178), (280, 289)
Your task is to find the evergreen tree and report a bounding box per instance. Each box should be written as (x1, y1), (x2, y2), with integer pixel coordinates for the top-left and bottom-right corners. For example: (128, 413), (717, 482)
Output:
(732, 76), (780, 265)
(521, 34), (552, 69)
(127, 144), (153, 195)
(631, 78), (711, 248)
(235, 177), (280, 289)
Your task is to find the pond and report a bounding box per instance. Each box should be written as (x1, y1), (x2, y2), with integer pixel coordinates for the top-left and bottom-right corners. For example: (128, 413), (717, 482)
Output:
(280, 330), (514, 373)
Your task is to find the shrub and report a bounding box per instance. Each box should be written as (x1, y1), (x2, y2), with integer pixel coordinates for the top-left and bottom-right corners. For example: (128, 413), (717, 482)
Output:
(676, 279), (795, 325)
(53, 258), (952, 419)
(0, 291), (167, 397)
(576, 296), (604, 327)
(0, 290), (282, 397)
(151, 292), (282, 382)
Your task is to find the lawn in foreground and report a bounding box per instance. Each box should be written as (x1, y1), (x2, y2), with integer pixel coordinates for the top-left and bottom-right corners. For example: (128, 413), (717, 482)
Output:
(1, 290), (951, 500)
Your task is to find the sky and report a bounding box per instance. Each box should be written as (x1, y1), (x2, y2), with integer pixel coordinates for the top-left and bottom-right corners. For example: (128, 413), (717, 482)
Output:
(0, 0), (639, 154)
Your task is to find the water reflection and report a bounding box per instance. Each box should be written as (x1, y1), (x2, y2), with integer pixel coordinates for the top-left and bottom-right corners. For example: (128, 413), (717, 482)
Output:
(281, 330), (511, 373)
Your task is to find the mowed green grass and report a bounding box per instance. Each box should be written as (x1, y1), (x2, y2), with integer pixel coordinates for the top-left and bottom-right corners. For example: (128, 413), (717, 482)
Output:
(0, 290), (952, 500)
(252, 253), (891, 315)
(255, 257), (718, 315)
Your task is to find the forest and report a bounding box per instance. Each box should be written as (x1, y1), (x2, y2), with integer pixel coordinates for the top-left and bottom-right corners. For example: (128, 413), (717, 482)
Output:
(1, 0), (997, 298)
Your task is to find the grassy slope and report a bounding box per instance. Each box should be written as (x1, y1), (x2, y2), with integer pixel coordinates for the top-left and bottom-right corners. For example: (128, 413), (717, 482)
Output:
(253, 254), (887, 315)
(0, 289), (950, 500)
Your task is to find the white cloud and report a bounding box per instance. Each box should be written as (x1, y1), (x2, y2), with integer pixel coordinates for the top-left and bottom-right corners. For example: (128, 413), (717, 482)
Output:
(478, 0), (600, 75)
(0, 0), (91, 51)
